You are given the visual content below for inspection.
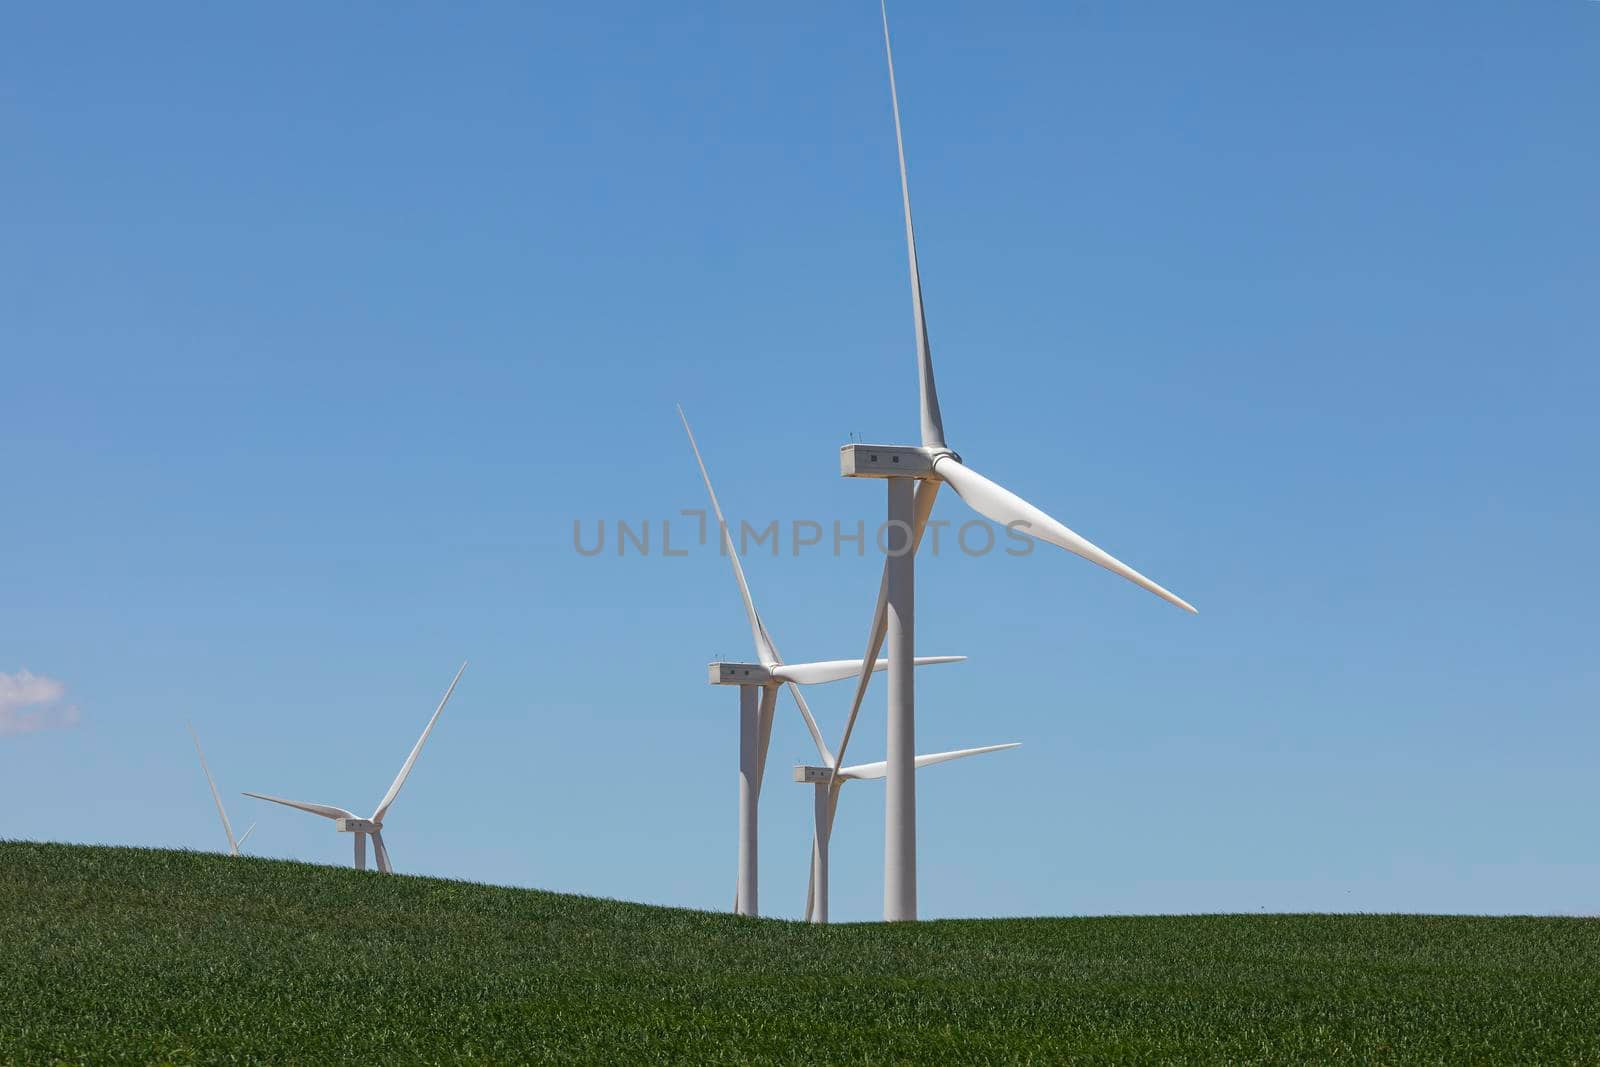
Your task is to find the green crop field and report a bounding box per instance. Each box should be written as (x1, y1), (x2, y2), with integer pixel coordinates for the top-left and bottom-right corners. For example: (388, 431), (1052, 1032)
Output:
(3, 841), (1597, 1064)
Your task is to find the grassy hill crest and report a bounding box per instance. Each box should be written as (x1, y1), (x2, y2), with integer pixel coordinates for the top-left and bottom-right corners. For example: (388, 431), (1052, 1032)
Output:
(3, 841), (1597, 1063)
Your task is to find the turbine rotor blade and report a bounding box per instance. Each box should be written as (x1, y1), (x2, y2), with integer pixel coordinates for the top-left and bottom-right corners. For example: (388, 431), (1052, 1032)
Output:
(188, 724), (237, 852)
(934, 456), (1197, 614)
(373, 660), (467, 822)
(372, 830), (393, 874)
(882, 1), (945, 450)
(839, 742), (1021, 781)
(752, 686), (778, 798)
(830, 479), (941, 772)
(236, 822), (257, 850)
(241, 792), (356, 821)
(770, 655), (964, 686)
(678, 407), (779, 666)
(786, 682), (834, 769)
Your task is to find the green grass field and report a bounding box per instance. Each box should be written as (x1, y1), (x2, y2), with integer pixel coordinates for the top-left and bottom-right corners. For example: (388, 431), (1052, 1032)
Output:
(3, 841), (1597, 1064)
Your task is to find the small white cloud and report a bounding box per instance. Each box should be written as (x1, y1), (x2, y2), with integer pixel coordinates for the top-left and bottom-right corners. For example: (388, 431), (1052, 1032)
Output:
(0, 669), (80, 736)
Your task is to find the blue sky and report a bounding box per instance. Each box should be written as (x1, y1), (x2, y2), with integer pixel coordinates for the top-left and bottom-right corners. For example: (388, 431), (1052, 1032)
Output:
(3, 1), (1596, 921)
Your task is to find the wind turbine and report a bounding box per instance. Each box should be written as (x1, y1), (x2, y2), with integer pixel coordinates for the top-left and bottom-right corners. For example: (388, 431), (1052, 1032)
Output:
(188, 724), (256, 857)
(243, 662), (466, 874)
(834, 3), (1198, 922)
(796, 742), (1018, 923)
(679, 407), (963, 917)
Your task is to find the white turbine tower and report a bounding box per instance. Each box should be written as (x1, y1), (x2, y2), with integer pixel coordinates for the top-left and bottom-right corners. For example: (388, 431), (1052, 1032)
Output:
(188, 724), (256, 857)
(835, 3), (1198, 922)
(244, 661), (466, 873)
(679, 408), (963, 917)
(796, 742), (1018, 924)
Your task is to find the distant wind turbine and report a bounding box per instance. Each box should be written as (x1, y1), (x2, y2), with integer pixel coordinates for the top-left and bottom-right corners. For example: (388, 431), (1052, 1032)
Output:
(188, 724), (256, 856)
(244, 662), (466, 873)
(796, 742), (1018, 923)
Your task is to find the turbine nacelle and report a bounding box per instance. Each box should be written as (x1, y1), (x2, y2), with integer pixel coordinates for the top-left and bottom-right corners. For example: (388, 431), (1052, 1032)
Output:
(335, 818), (382, 834)
(839, 443), (956, 479)
(707, 662), (773, 686)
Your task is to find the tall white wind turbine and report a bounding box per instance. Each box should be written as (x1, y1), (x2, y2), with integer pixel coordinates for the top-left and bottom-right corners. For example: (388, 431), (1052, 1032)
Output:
(243, 662), (466, 874)
(679, 408), (964, 917)
(188, 724), (256, 857)
(834, 3), (1197, 922)
(795, 742), (1018, 923)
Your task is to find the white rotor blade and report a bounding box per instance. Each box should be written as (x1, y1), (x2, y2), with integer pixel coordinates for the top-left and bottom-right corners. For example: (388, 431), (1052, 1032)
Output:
(678, 407), (779, 666)
(786, 682), (833, 767)
(752, 686), (778, 798)
(372, 830), (393, 874)
(881, 0), (945, 450)
(830, 479), (941, 771)
(236, 822), (257, 850)
(840, 742), (1021, 782)
(802, 829), (821, 923)
(771, 655), (964, 687)
(373, 660), (467, 823)
(242, 792), (356, 821)
(934, 456), (1196, 614)
(188, 724), (237, 852)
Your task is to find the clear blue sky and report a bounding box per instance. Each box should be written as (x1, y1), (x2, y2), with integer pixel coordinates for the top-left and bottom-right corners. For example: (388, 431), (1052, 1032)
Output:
(3, 1), (1596, 920)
